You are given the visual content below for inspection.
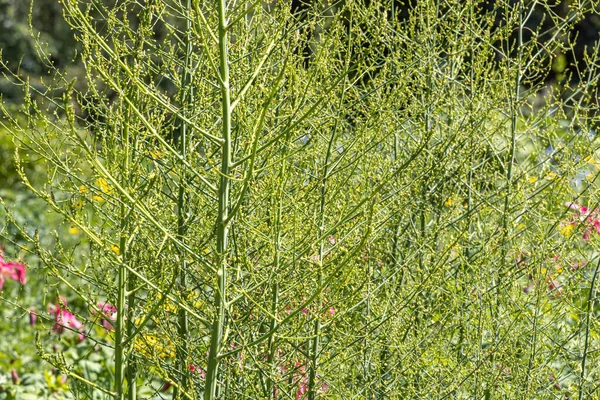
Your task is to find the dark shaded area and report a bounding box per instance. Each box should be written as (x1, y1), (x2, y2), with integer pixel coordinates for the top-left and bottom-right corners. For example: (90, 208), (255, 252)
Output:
(289, 0), (599, 87)
(0, 0), (598, 101)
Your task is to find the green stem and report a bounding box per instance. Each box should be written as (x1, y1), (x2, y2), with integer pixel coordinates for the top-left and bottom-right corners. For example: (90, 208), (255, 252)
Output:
(174, 0), (193, 398)
(308, 98), (339, 400)
(205, 0), (232, 396)
(126, 119), (137, 400)
(267, 123), (288, 398)
(579, 258), (600, 399)
(115, 102), (131, 400)
(496, 0), (522, 367)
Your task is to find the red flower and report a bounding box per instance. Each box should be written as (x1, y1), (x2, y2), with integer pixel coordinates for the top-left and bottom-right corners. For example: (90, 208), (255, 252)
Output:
(0, 248), (26, 290)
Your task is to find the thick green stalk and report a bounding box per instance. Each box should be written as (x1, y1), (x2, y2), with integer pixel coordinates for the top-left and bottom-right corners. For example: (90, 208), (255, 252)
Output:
(579, 258), (600, 399)
(205, 0), (231, 397)
(174, 0), (193, 398)
(115, 103), (131, 400)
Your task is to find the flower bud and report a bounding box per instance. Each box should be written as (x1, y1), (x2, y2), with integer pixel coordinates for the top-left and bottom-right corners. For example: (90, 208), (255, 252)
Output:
(11, 369), (19, 385)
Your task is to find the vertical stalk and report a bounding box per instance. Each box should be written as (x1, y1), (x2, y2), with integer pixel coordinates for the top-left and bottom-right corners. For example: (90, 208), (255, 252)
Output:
(267, 282), (279, 398)
(205, 0), (231, 397)
(267, 129), (288, 398)
(307, 18), (351, 397)
(309, 98), (342, 400)
(579, 258), (600, 399)
(495, 1), (522, 368)
(502, 1), (522, 268)
(174, 0), (193, 398)
(126, 113), (137, 400)
(115, 102), (131, 400)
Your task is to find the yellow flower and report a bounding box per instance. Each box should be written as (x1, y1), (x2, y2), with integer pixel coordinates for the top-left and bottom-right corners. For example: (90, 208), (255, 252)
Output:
(546, 171), (557, 180)
(111, 245), (120, 255)
(586, 173), (595, 181)
(559, 224), (575, 237)
(96, 178), (111, 193)
(78, 185), (89, 194)
(444, 197), (453, 207)
(135, 333), (175, 359)
(528, 176), (538, 183)
(68, 227), (79, 234)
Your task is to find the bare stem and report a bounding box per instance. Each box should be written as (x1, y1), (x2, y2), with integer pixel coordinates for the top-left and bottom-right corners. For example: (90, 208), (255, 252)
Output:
(205, 0), (232, 397)
(173, 0), (193, 398)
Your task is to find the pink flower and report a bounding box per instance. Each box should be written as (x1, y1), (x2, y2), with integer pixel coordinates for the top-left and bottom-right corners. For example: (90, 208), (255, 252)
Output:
(573, 260), (587, 270)
(581, 207), (589, 214)
(564, 204), (600, 241)
(328, 235), (336, 245)
(189, 364), (206, 379)
(96, 302), (117, 331)
(583, 231), (590, 242)
(11, 369), (19, 385)
(48, 298), (85, 337)
(548, 280), (563, 296)
(328, 306), (335, 316)
(0, 248), (26, 290)
(293, 363), (308, 400)
(29, 308), (37, 327)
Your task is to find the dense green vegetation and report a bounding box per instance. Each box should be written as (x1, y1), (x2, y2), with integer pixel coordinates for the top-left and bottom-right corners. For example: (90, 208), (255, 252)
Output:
(1, 1), (600, 399)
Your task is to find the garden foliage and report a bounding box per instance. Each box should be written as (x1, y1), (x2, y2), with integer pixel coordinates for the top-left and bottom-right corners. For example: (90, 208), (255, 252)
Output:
(1, 0), (600, 399)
